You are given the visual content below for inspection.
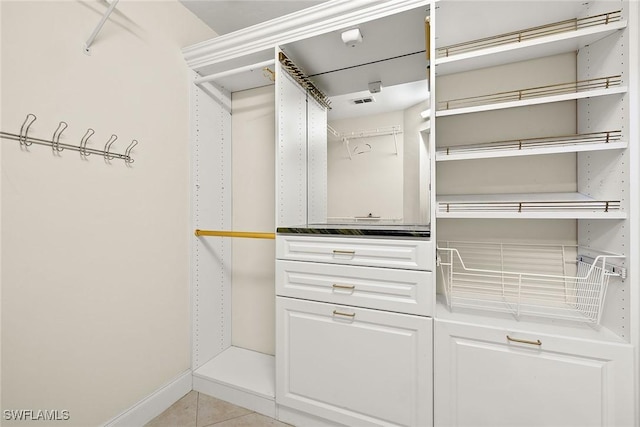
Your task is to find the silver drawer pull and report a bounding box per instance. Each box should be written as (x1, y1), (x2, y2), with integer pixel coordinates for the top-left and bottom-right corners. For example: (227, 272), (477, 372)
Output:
(332, 310), (356, 318)
(507, 335), (542, 346)
(332, 283), (356, 290)
(333, 249), (355, 255)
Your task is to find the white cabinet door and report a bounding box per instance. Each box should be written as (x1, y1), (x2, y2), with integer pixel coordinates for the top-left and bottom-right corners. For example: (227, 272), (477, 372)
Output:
(434, 319), (634, 427)
(276, 297), (433, 427)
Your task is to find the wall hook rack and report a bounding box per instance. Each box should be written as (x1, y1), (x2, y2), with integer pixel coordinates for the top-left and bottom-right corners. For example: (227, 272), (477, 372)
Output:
(0, 113), (139, 164)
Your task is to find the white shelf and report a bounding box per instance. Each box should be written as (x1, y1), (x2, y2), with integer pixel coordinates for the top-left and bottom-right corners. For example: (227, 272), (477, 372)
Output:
(436, 131), (626, 162)
(436, 85), (627, 117)
(193, 346), (275, 399)
(435, 20), (626, 76)
(436, 192), (626, 219)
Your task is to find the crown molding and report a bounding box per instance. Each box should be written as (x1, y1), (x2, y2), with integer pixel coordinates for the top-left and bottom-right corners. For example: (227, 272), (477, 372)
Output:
(182, 0), (429, 73)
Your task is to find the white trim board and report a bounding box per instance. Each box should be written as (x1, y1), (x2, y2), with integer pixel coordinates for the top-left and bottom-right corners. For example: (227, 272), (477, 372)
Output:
(182, 0), (430, 73)
(102, 370), (192, 427)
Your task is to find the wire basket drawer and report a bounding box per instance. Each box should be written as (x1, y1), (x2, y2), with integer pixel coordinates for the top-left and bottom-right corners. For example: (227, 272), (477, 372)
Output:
(436, 241), (625, 323)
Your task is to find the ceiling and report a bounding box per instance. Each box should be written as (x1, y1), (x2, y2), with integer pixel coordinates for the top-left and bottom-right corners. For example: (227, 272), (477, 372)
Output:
(181, 1), (430, 120)
(179, 0), (328, 35)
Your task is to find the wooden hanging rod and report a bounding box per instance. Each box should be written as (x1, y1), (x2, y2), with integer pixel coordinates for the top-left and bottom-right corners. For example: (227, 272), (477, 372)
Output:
(194, 229), (276, 239)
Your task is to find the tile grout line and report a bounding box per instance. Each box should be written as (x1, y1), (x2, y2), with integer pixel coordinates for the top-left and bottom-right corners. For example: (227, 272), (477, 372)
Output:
(195, 392), (200, 427)
(204, 410), (258, 427)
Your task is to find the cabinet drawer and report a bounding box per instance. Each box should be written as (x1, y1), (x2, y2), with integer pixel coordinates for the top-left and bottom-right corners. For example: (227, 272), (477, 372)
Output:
(276, 260), (433, 315)
(276, 234), (433, 270)
(276, 296), (432, 427)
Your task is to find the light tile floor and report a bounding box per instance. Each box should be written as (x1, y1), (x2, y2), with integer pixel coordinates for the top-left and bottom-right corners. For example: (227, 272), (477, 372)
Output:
(145, 391), (291, 427)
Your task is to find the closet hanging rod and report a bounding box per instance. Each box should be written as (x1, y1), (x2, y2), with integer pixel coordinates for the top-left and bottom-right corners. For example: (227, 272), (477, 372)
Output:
(194, 229), (276, 240)
(84, 0), (120, 54)
(194, 59), (275, 85)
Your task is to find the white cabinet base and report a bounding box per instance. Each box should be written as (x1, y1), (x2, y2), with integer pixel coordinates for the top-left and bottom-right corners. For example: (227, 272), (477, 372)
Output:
(434, 318), (634, 427)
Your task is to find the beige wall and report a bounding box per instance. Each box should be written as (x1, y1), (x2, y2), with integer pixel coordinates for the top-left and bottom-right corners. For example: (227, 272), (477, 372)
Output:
(231, 86), (276, 355)
(0, 2), (215, 425)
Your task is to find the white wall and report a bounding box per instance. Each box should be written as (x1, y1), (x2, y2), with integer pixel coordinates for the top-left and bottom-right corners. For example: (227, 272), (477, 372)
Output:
(328, 111), (404, 221)
(0, 2), (215, 425)
(231, 86), (276, 355)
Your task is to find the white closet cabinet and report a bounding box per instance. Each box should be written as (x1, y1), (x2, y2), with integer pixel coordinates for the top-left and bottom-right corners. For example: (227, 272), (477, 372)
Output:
(431, 0), (638, 425)
(277, 297), (432, 427)
(434, 314), (634, 427)
(275, 233), (434, 427)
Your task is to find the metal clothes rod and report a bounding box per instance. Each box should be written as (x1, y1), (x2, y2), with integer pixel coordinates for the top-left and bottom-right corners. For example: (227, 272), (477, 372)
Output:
(194, 59), (275, 85)
(436, 10), (622, 58)
(194, 229), (276, 240)
(84, 0), (120, 54)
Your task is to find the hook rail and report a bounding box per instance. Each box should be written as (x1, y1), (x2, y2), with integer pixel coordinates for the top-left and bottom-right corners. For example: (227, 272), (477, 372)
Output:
(0, 114), (138, 163)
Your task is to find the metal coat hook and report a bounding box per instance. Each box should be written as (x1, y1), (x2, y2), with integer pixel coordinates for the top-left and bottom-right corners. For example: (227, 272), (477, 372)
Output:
(51, 121), (68, 153)
(124, 139), (138, 163)
(80, 128), (95, 157)
(1, 114), (140, 164)
(19, 113), (37, 146)
(103, 134), (118, 160)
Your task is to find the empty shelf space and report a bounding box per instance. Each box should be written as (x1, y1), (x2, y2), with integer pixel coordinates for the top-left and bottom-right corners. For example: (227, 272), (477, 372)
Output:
(435, 11), (626, 75)
(436, 192), (625, 219)
(436, 131), (626, 161)
(193, 346), (275, 399)
(436, 76), (625, 117)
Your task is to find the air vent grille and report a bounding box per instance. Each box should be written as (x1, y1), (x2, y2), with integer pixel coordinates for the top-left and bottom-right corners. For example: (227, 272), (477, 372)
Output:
(351, 96), (376, 105)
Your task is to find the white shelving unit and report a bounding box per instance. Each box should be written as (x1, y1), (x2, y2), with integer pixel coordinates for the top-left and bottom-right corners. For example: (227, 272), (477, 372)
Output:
(183, 1), (434, 423)
(432, 0), (638, 424)
(182, 0), (637, 425)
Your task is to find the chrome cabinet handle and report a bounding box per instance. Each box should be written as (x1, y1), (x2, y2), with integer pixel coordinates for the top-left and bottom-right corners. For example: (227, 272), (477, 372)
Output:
(332, 310), (356, 318)
(332, 283), (355, 290)
(507, 335), (542, 346)
(333, 250), (355, 255)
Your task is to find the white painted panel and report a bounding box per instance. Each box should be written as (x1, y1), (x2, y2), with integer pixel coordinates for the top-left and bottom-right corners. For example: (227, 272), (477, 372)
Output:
(276, 56), (308, 227)
(307, 96), (328, 224)
(276, 260), (433, 315)
(576, 1), (630, 341)
(191, 80), (232, 369)
(277, 297), (432, 427)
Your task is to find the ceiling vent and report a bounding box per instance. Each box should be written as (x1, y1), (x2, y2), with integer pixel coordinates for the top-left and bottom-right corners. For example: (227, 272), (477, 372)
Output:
(351, 96), (376, 105)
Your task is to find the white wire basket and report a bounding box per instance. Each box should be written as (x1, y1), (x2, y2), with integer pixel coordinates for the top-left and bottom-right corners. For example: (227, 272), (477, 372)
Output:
(436, 241), (625, 324)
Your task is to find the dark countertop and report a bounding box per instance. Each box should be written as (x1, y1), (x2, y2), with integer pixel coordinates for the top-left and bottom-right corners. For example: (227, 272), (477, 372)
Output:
(276, 223), (431, 238)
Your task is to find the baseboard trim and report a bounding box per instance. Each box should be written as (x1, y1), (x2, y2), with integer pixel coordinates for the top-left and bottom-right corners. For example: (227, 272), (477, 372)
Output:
(103, 370), (192, 427)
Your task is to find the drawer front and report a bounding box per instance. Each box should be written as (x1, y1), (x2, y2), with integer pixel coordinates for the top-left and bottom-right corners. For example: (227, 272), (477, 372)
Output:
(276, 260), (433, 315)
(276, 235), (433, 271)
(276, 296), (433, 427)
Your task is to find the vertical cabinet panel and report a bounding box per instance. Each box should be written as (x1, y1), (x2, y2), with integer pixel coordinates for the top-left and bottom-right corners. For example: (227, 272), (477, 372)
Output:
(276, 60), (308, 227)
(434, 319), (634, 427)
(277, 297), (433, 427)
